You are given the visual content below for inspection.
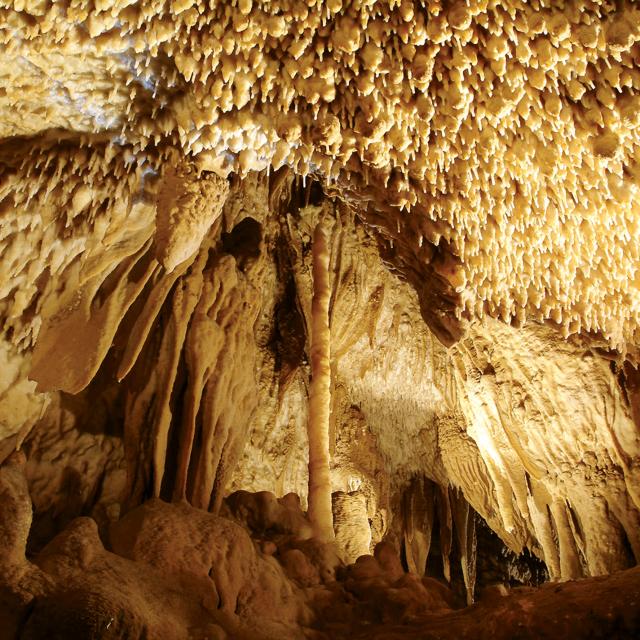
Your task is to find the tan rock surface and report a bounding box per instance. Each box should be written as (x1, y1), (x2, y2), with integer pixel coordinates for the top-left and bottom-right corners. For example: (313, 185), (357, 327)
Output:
(3, 0), (640, 349)
(0, 1), (640, 637)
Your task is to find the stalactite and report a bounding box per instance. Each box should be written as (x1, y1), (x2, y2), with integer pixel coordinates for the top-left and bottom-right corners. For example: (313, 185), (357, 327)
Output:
(437, 485), (453, 584)
(550, 500), (583, 580)
(307, 221), (334, 542)
(154, 164), (229, 273)
(117, 258), (194, 382)
(451, 488), (477, 605)
(150, 258), (205, 498)
(172, 277), (221, 503)
(186, 254), (262, 513)
(527, 483), (561, 580)
(30, 241), (157, 394)
(403, 477), (434, 576)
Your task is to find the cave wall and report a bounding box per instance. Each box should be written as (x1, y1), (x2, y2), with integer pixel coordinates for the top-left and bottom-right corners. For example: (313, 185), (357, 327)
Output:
(0, 149), (636, 584)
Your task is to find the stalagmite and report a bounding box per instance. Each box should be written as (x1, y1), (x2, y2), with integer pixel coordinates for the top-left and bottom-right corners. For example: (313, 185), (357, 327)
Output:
(307, 221), (335, 542)
(332, 491), (371, 564)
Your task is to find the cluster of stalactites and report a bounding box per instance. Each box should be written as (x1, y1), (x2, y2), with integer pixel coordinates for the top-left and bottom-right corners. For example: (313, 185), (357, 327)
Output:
(3, 141), (261, 513)
(2, 1), (640, 350)
(0, 138), (159, 352)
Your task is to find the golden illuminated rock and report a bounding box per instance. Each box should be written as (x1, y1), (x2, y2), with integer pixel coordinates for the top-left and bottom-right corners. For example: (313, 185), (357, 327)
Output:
(0, 0), (639, 349)
(1, 2), (640, 638)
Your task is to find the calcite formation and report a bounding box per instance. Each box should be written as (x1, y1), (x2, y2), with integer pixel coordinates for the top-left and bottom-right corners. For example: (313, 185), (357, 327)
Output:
(307, 216), (335, 542)
(2, 453), (640, 640)
(1, 0), (640, 638)
(3, 0), (640, 350)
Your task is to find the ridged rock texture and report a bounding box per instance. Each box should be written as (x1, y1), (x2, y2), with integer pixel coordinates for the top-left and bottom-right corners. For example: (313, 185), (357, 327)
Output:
(1, 1), (640, 638)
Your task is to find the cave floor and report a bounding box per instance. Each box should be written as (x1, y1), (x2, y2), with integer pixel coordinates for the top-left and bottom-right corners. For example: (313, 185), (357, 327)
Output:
(341, 566), (640, 640)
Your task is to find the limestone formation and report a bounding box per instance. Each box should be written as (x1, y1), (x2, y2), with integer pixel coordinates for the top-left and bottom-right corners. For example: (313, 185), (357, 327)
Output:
(2, 0), (640, 351)
(307, 219), (335, 542)
(1, 0), (640, 638)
